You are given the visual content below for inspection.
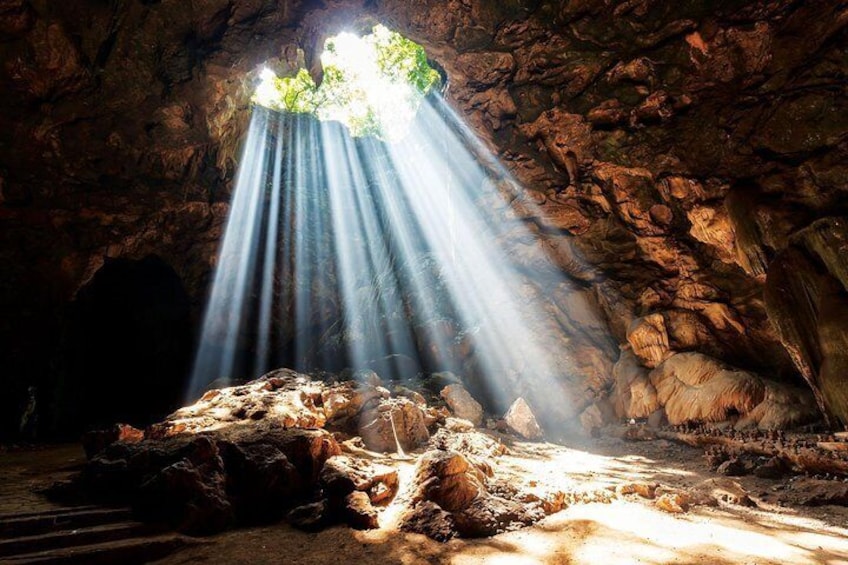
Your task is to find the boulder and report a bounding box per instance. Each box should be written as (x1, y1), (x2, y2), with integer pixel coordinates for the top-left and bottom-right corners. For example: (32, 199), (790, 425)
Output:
(440, 384), (483, 426)
(359, 397), (430, 453)
(342, 491), (379, 530)
(399, 450), (543, 540)
(504, 398), (543, 439)
(320, 455), (399, 506)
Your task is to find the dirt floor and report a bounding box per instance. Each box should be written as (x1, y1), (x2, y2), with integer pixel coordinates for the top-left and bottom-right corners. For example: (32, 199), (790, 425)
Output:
(2, 436), (848, 565)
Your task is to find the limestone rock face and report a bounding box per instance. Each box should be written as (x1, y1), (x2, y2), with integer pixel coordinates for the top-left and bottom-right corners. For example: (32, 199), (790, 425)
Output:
(765, 217), (848, 425)
(504, 398), (543, 440)
(440, 384), (484, 426)
(611, 348), (659, 419)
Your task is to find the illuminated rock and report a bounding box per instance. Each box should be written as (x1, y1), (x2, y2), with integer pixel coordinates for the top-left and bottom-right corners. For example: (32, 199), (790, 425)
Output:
(504, 397), (543, 440)
(649, 352), (765, 426)
(358, 397), (430, 453)
(440, 383), (484, 426)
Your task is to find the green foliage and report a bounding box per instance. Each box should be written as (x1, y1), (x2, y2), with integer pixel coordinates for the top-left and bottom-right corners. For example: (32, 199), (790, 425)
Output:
(253, 25), (440, 139)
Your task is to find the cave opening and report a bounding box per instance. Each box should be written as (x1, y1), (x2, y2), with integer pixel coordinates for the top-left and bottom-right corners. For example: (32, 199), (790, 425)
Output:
(55, 255), (192, 438)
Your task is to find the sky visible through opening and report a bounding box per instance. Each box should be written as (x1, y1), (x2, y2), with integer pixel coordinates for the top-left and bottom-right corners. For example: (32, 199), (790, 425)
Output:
(253, 25), (440, 140)
(187, 27), (603, 433)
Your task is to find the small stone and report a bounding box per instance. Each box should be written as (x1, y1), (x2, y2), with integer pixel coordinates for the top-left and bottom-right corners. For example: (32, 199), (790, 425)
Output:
(656, 492), (689, 513)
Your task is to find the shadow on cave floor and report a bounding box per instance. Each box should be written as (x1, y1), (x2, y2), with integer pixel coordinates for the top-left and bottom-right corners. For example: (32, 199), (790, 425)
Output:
(4, 436), (847, 565)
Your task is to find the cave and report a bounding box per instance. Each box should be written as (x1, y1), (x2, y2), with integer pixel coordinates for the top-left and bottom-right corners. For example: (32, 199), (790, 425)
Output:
(2, 1), (848, 563)
(56, 255), (192, 437)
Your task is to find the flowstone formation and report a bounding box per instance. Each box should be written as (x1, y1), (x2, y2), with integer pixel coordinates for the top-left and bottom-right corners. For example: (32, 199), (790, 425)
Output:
(3, 0), (848, 438)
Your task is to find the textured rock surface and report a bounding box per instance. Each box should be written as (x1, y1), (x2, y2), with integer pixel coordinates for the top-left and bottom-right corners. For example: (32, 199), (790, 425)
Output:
(649, 352), (765, 426)
(503, 398), (543, 440)
(440, 384), (483, 426)
(3, 0), (848, 436)
(399, 449), (544, 540)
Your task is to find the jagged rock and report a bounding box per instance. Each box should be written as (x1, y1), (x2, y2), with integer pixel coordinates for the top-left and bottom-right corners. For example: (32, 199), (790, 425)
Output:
(359, 397), (430, 453)
(579, 402), (607, 435)
(440, 384), (483, 426)
(410, 451), (486, 512)
(321, 381), (389, 425)
(753, 457), (788, 479)
(649, 352), (765, 426)
(504, 398), (543, 440)
(342, 490), (379, 530)
(82, 424), (340, 535)
(320, 455), (399, 506)
(428, 426), (507, 459)
(616, 482), (658, 499)
(399, 501), (457, 541)
(765, 219), (848, 425)
(399, 450), (541, 540)
(150, 369), (327, 437)
(82, 423), (144, 458)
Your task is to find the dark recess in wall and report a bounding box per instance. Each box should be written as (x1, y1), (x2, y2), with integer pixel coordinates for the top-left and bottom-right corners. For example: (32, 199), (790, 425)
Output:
(49, 255), (193, 439)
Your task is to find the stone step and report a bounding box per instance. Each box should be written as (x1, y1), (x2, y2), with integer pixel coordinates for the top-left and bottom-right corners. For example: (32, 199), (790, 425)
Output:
(0, 521), (162, 557)
(0, 507), (132, 539)
(1, 533), (193, 564)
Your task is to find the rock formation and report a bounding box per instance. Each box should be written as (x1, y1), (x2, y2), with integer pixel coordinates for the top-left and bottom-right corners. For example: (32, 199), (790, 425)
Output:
(2, 0), (848, 437)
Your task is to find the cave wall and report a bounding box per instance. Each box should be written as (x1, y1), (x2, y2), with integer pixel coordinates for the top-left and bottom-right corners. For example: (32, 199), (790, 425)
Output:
(2, 0), (848, 436)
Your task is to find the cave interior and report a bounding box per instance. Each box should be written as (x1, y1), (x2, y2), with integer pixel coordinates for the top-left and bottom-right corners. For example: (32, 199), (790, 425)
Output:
(2, 0), (848, 563)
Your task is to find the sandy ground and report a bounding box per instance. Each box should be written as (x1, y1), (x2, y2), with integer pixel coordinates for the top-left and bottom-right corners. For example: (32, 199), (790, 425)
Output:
(2, 438), (848, 565)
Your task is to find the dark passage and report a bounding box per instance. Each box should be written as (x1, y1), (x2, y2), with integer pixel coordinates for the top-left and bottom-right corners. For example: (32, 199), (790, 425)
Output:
(54, 255), (192, 437)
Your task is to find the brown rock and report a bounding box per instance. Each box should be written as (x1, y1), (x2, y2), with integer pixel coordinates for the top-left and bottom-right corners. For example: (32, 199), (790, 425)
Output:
(82, 423), (144, 459)
(611, 348), (659, 419)
(399, 500), (457, 542)
(320, 455), (399, 506)
(440, 384), (484, 426)
(359, 397), (430, 453)
(504, 398), (543, 440)
(656, 492), (690, 514)
(627, 314), (671, 368)
(782, 478), (848, 507)
(343, 490), (379, 530)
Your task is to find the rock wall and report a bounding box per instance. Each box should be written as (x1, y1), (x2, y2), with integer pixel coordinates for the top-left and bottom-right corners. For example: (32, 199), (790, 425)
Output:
(2, 0), (848, 436)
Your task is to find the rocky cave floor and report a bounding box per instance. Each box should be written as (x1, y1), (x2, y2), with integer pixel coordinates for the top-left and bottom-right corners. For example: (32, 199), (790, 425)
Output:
(2, 370), (848, 564)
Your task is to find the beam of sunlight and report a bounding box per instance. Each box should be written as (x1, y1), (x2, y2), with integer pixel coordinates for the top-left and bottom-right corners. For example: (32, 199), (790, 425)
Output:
(188, 30), (610, 434)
